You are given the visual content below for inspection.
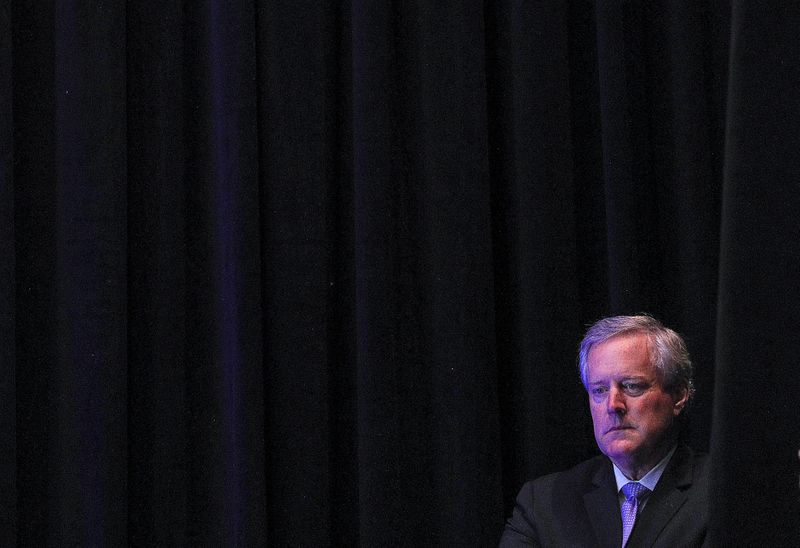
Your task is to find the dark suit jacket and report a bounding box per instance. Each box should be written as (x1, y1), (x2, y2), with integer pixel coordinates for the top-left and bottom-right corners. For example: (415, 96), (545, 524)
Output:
(499, 445), (708, 547)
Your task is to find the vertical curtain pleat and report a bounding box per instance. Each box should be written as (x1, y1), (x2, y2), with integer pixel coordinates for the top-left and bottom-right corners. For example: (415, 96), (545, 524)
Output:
(351, 2), (503, 544)
(594, 2), (670, 314)
(126, 0), (189, 544)
(350, 2), (434, 543)
(257, 1), (351, 545)
(14, 1), (128, 544)
(181, 1), (265, 544)
(0, 2), (16, 544)
(711, 1), (800, 544)
(13, 2), (58, 542)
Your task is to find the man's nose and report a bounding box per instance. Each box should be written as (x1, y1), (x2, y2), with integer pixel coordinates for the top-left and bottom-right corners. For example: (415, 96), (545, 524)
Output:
(607, 386), (626, 414)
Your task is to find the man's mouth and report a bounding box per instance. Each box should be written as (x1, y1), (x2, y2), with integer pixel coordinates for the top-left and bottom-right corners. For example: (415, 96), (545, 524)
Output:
(606, 425), (633, 433)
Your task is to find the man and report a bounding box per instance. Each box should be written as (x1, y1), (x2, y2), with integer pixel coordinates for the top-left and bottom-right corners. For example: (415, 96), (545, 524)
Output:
(500, 315), (708, 547)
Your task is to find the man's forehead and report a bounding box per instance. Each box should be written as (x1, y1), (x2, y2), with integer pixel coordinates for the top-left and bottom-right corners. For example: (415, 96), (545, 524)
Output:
(588, 331), (651, 357)
(586, 333), (656, 377)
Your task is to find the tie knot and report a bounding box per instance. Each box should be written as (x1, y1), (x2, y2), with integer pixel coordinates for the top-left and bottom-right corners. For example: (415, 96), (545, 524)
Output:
(621, 481), (649, 501)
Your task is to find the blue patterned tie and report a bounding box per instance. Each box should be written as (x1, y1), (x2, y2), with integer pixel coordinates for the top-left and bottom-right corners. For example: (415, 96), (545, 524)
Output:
(620, 481), (649, 547)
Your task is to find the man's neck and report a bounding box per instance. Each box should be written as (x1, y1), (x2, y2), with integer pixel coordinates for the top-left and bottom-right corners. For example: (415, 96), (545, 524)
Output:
(614, 438), (678, 480)
(613, 446), (677, 493)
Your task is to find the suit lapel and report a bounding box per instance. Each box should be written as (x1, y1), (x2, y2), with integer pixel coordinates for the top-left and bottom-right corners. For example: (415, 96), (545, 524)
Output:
(584, 459), (623, 548)
(627, 446), (694, 548)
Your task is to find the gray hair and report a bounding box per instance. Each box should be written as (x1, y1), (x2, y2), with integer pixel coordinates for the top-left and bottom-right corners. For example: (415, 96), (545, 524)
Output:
(578, 315), (695, 401)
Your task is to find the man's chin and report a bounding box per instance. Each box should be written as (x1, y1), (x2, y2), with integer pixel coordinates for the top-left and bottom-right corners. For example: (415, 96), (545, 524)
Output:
(600, 440), (640, 462)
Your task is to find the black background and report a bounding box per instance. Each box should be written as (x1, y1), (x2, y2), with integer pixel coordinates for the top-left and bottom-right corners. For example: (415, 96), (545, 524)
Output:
(2, 1), (799, 545)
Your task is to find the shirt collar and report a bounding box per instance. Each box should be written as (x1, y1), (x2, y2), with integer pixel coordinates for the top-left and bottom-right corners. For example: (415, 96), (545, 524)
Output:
(613, 445), (677, 493)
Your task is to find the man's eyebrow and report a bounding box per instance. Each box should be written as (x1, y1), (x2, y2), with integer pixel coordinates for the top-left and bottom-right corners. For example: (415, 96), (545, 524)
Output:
(589, 376), (648, 384)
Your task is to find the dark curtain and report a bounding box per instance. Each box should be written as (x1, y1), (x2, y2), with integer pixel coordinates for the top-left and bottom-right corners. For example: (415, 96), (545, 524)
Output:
(710, 2), (800, 546)
(2, 1), (798, 546)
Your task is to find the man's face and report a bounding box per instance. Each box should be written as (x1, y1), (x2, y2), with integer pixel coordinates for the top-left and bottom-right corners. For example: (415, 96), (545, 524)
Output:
(586, 332), (687, 477)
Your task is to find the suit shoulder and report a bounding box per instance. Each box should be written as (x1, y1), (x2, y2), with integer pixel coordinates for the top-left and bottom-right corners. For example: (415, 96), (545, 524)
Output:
(502, 455), (611, 546)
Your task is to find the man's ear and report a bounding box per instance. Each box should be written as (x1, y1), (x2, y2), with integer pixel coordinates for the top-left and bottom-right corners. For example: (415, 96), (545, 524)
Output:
(672, 386), (689, 416)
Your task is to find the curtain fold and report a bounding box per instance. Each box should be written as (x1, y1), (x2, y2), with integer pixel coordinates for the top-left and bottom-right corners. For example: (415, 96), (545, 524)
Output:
(350, 3), (502, 543)
(710, 2), (800, 545)
(13, 1), (128, 544)
(257, 2), (353, 544)
(126, 0), (189, 543)
(3, 0), (798, 545)
(0, 3), (15, 545)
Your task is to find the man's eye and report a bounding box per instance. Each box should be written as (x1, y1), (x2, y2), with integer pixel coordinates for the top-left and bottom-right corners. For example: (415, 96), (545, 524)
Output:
(591, 387), (608, 396)
(622, 382), (646, 395)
